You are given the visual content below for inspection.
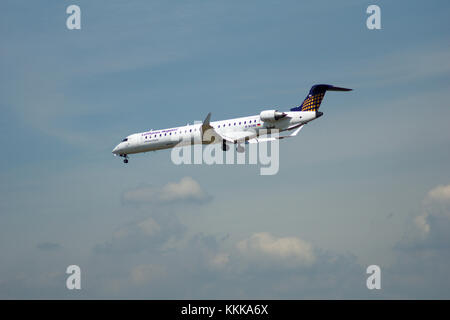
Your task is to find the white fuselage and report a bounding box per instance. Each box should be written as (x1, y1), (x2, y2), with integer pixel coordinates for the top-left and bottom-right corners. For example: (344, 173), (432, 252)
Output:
(112, 110), (319, 156)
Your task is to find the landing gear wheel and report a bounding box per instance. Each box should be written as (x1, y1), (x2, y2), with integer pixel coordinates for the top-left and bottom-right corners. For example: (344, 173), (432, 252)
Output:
(236, 144), (245, 153)
(222, 140), (229, 151)
(123, 159), (128, 164)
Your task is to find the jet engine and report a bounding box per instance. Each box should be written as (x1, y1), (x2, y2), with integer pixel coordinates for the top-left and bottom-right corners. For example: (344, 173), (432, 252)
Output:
(259, 110), (287, 122)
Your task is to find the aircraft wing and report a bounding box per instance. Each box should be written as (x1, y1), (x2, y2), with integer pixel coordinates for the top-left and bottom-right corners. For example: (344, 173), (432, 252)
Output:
(201, 112), (303, 144)
(247, 124), (304, 144)
(221, 131), (257, 143)
(201, 113), (256, 144)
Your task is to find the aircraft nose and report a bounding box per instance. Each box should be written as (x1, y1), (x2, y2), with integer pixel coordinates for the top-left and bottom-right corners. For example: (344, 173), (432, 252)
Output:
(112, 145), (119, 154)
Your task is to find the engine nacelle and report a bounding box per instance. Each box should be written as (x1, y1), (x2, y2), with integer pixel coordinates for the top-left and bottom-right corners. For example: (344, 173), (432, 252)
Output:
(259, 110), (287, 122)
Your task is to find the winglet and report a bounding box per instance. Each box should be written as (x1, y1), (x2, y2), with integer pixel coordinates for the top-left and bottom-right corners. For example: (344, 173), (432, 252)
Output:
(203, 112), (211, 127)
(201, 112), (212, 132)
(201, 112), (214, 140)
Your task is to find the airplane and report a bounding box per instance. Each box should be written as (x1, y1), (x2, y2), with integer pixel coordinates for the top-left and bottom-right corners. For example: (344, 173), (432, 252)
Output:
(112, 84), (352, 163)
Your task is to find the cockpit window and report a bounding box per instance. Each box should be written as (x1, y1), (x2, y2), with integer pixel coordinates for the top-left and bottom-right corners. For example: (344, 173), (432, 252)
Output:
(122, 138), (128, 142)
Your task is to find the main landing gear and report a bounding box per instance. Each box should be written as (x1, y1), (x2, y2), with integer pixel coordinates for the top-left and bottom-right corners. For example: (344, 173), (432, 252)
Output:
(222, 140), (245, 153)
(222, 140), (230, 151)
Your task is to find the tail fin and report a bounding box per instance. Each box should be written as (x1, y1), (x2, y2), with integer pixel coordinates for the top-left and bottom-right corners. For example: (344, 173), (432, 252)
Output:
(290, 84), (352, 112)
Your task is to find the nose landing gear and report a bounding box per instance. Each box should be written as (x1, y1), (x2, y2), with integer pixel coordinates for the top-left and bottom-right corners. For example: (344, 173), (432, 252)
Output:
(119, 154), (129, 164)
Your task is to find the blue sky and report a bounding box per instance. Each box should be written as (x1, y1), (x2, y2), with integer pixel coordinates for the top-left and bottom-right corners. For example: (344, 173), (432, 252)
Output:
(1, 0), (450, 298)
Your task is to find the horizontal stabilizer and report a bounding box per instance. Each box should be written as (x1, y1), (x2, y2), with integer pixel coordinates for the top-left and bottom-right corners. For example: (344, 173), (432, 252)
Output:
(326, 86), (352, 92)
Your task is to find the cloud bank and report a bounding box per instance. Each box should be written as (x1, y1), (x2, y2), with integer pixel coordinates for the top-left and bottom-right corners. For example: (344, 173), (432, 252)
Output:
(122, 177), (211, 205)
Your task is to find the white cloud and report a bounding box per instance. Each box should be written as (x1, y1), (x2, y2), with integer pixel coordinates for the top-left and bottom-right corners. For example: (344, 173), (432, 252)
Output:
(412, 184), (450, 237)
(414, 213), (430, 236)
(426, 184), (450, 202)
(122, 177), (209, 205)
(236, 232), (315, 266)
(137, 218), (161, 236)
(160, 177), (206, 202)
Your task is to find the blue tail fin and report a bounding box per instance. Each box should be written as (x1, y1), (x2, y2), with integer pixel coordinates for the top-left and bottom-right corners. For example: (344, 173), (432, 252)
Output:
(290, 84), (352, 112)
